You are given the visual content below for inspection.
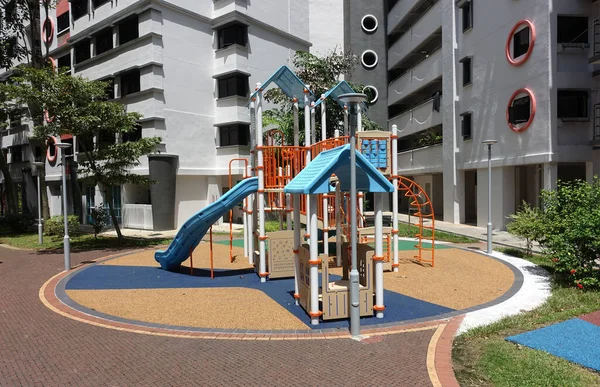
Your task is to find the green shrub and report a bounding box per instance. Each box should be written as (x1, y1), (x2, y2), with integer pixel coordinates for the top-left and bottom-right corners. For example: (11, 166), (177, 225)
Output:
(90, 205), (108, 239)
(45, 215), (80, 237)
(507, 201), (545, 256)
(0, 214), (35, 233)
(539, 179), (600, 290)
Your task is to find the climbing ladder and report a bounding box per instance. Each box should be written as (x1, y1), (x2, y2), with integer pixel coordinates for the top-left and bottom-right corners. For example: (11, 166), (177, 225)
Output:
(396, 176), (435, 267)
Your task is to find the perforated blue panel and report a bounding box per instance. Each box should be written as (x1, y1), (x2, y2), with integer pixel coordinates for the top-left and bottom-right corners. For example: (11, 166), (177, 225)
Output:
(361, 139), (388, 169)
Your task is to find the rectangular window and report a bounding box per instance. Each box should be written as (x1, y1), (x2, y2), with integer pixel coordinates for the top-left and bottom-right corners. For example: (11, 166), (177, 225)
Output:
(118, 15), (139, 45)
(120, 69), (141, 97)
(98, 131), (115, 150)
(92, 0), (111, 8)
(217, 73), (249, 98)
(217, 23), (248, 49)
(34, 146), (43, 162)
(460, 56), (472, 86)
(74, 39), (91, 64)
(460, 0), (473, 32)
(123, 124), (142, 143)
(78, 135), (94, 153)
(557, 16), (588, 44)
(71, 0), (88, 21)
(95, 28), (113, 56)
(10, 146), (22, 162)
(509, 96), (531, 124)
(558, 90), (589, 119)
(102, 78), (115, 100)
(461, 112), (472, 140)
(513, 27), (530, 58)
(57, 12), (69, 34)
(219, 124), (250, 146)
(57, 53), (71, 72)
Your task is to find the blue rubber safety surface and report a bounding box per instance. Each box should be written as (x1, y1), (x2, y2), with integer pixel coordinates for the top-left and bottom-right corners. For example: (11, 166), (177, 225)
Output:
(66, 265), (454, 330)
(506, 318), (600, 372)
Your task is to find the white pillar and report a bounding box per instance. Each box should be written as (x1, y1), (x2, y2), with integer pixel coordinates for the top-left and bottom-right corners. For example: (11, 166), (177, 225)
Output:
(334, 129), (342, 266)
(286, 164), (292, 230)
(293, 194), (301, 305)
(321, 95), (328, 256)
(344, 106), (348, 135)
(392, 125), (399, 272)
(374, 193), (384, 318)
(309, 195), (319, 325)
(293, 98), (299, 147)
(304, 90), (311, 245)
(246, 165), (253, 265)
(357, 109), (364, 228)
(256, 83), (267, 282)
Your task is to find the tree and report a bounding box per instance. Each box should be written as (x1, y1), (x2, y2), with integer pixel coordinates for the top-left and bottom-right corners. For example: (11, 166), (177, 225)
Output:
(0, 94), (19, 214)
(263, 49), (381, 145)
(0, 0), (47, 70)
(9, 67), (161, 241)
(506, 201), (545, 256)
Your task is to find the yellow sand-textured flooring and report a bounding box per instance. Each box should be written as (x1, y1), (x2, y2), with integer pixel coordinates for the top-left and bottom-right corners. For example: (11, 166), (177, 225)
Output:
(331, 248), (513, 310)
(66, 287), (308, 331)
(102, 243), (252, 271)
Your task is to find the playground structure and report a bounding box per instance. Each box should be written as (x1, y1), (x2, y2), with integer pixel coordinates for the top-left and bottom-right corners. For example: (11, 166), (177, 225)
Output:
(155, 65), (435, 326)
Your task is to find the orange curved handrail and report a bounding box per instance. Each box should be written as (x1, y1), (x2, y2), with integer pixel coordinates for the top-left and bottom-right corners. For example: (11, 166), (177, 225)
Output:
(228, 158), (249, 263)
(395, 176), (435, 267)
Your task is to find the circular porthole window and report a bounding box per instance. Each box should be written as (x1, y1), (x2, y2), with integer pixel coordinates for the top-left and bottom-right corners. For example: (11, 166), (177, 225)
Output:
(506, 20), (536, 66)
(361, 15), (378, 33)
(42, 17), (54, 45)
(507, 88), (536, 132)
(363, 85), (379, 104)
(361, 50), (378, 69)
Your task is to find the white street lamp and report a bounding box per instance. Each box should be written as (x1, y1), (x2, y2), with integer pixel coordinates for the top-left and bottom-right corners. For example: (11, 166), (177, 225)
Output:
(55, 142), (72, 271)
(31, 161), (45, 244)
(482, 139), (497, 254)
(336, 92), (367, 338)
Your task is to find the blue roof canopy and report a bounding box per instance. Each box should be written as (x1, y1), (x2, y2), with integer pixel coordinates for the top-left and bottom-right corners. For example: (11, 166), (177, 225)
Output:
(248, 65), (314, 108)
(284, 144), (394, 194)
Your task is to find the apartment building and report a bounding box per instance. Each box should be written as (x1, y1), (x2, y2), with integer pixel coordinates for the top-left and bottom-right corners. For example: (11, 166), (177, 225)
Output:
(1, 0), (349, 230)
(344, 0), (600, 230)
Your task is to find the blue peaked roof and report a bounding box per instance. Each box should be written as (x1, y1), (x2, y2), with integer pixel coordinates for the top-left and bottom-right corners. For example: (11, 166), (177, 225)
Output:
(284, 144), (394, 194)
(248, 65), (314, 108)
(313, 81), (368, 111)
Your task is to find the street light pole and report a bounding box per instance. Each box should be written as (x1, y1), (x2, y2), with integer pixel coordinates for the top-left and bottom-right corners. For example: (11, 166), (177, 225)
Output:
(482, 140), (497, 254)
(32, 162), (45, 244)
(337, 93), (367, 339)
(55, 142), (72, 271)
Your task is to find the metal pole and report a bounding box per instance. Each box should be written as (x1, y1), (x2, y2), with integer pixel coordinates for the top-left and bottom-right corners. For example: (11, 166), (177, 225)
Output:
(487, 144), (493, 254)
(37, 172), (43, 244)
(349, 108), (359, 337)
(61, 152), (70, 270)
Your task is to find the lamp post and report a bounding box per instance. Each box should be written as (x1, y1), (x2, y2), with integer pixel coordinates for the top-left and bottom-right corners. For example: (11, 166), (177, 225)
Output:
(482, 140), (497, 254)
(337, 92), (367, 338)
(55, 142), (72, 271)
(32, 161), (45, 244)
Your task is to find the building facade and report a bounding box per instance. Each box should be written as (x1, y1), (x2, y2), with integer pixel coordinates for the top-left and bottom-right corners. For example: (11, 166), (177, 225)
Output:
(1, 0), (344, 229)
(344, 0), (600, 229)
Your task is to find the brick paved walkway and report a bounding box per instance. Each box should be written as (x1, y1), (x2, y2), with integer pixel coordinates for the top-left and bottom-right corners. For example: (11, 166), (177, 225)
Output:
(0, 245), (460, 386)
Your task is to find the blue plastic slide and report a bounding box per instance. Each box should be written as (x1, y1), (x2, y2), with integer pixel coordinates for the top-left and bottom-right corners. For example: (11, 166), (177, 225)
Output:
(155, 177), (259, 271)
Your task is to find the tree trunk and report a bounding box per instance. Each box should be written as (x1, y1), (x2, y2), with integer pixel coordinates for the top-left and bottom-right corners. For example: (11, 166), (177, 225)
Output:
(0, 152), (18, 214)
(104, 186), (123, 242)
(39, 165), (50, 219)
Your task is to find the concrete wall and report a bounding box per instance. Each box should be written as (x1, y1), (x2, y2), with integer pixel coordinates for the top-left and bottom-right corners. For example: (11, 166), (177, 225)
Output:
(344, 0), (389, 126)
(477, 166), (515, 230)
(308, 0), (344, 56)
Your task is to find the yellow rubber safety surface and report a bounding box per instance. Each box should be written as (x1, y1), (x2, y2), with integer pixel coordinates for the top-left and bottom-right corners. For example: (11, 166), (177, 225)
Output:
(66, 287), (309, 331)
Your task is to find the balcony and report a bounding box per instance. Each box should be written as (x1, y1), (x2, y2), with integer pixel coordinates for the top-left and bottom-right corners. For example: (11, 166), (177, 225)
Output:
(389, 98), (442, 138)
(388, 49), (442, 106)
(397, 143), (443, 174)
(592, 104), (600, 148)
(387, 0), (422, 35)
(591, 18), (600, 64)
(388, 0), (441, 71)
(214, 44), (249, 77)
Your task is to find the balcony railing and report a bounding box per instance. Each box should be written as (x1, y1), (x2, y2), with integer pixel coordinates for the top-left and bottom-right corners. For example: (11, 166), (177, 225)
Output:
(591, 18), (600, 64)
(593, 104), (600, 147)
(389, 98), (442, 138)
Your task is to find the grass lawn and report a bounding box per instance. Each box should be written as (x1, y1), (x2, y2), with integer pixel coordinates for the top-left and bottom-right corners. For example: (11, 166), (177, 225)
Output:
(0, 232), (172, 251)
(452, 254), (600, 386)
(261, 220), (477, 244)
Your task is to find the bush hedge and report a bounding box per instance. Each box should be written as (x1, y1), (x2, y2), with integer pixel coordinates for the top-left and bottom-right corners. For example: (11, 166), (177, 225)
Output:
(45, 215), (80, 237)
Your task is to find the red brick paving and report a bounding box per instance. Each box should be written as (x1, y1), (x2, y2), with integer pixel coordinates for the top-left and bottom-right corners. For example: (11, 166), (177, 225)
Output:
(0, 245), (462, 386)
(579, 310), (600, 326)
